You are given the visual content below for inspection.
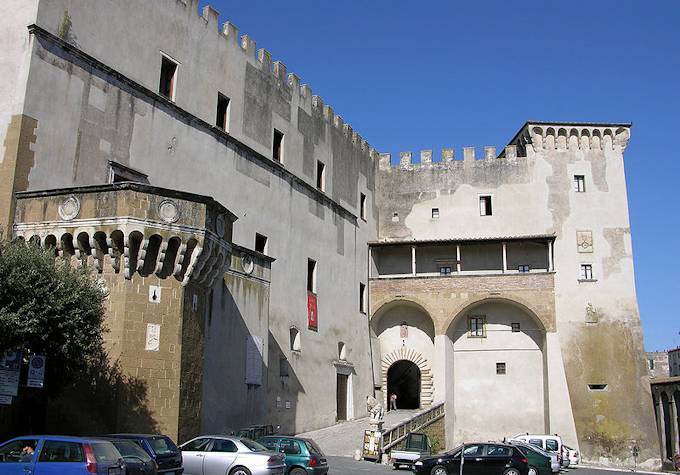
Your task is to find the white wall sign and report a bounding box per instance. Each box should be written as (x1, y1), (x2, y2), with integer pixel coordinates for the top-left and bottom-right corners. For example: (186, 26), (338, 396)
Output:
(0, 370), (20, 396)
(149, 285), (161, 303)
(245, 336), (263, 385)
(145, 324), (161, 351)
(27, 355), (46, 388)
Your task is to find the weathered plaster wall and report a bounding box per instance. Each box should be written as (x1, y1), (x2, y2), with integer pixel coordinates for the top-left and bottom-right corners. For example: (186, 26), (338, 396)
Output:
(0, 0), (39, 237)
(3, 0), (378, 434)
(374, 125), (659, 467)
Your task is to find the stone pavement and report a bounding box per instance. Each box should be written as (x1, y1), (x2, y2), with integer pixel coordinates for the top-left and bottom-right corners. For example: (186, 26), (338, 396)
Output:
(297, 409), (420, 456)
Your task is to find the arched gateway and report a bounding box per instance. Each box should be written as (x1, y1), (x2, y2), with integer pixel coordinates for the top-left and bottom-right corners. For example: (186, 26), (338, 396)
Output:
(381, 348), (434, 409)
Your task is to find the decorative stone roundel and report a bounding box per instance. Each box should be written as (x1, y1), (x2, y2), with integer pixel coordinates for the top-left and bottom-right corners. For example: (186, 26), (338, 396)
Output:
(215, 214), (226, 238)
(58, 195), (80, 221)
(158, 199), (180, 223)
(241, 253), (254, 274)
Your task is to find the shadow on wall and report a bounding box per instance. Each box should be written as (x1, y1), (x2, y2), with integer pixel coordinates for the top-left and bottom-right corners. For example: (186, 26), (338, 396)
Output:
(0, 351), (158, 440)
(200, 277), (270, 435)
(267, 330), (304, 435)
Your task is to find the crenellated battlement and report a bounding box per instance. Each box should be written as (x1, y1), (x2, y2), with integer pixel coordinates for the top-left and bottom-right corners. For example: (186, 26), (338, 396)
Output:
(169, 0), (375, 159)
(378, 145), (520, 170)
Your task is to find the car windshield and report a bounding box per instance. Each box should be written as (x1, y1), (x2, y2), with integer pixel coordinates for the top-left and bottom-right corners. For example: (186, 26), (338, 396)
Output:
(545, 439), (559, 451)
(240, 439), (267, 452)
(149, 437), (177, 455)
(113, 441), (152, 462)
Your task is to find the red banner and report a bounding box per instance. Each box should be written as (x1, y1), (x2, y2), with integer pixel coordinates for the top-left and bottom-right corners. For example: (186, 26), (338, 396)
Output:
(307, 293), (318, 330)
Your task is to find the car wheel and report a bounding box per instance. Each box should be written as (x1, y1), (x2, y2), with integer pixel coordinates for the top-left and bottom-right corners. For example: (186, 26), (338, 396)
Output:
(290, 468), (306, 475)
(528, 466), (538, 475)
(503, 469), (520, 475)
(431, 465), (447, 475)
(393, 464), (400, 470)
(230, 466), (252, 475)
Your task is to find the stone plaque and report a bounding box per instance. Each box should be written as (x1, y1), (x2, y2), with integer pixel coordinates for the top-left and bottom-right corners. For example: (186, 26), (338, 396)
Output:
(577, 231), (593, 253)
(145, 323), (160, 351)
(58, 195), (80, 221)
(158, 199), (180, 223)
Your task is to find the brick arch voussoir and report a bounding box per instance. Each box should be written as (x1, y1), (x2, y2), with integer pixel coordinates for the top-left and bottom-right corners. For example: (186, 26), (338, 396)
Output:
(381, 348), (434, 409)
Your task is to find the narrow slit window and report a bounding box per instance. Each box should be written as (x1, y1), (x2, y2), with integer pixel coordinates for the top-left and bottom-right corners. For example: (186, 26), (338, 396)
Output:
(588, 384), (607, 391)
(496, 362), (506, 375)
(316, 161), (326, 191)
(580, 264), (593, 280)
(307, 259), (317, 294)
(360, 193), (367, 221)
(273, 129), (284, 163)
(255, 233), (268, 254)
(574, 175), (586, 192)
(479, 195), (493, 216)
(359, 282), (366, 313)
(159, 55), (178, 101)
(431, 208), (440, 219)
(216, 94), (230, 131)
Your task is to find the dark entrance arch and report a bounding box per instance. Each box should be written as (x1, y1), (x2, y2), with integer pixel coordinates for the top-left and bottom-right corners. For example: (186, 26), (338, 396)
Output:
(387, 360), (421, 410)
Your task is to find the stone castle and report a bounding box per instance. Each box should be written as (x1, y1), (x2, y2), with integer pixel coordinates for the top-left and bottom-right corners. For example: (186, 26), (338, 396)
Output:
(0, 0), (660, 469)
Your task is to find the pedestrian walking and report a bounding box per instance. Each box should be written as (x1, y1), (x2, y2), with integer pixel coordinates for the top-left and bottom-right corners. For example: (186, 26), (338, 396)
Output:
(390, 393), (397, 410)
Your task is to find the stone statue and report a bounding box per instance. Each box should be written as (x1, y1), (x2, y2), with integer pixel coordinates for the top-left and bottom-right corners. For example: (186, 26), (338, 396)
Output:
(366, 395), (384, 422)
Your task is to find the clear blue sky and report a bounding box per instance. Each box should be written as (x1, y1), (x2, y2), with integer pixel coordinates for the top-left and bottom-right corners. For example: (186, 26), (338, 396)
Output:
(204, 0), (680, 351)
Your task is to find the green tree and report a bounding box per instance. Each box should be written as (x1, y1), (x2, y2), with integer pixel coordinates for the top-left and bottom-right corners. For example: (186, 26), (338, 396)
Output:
(0, 239), (107, 395)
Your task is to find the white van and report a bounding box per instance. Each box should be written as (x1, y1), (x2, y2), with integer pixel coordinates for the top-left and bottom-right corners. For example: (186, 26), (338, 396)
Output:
(508, 434), (567, 468)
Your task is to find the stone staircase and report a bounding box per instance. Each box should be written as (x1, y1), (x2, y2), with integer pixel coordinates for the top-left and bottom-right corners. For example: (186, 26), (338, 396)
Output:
(296, 409), (421, 457)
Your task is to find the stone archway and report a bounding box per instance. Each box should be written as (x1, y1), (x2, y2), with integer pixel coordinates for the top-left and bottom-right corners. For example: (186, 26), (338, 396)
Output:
(381, 348), (433, 409)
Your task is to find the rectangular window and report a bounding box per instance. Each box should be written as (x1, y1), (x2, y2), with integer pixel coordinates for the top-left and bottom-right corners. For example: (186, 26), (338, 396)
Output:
(216, 93), (230, 130)
(431, 208), (440, 219)
(159, 55), (178, 101)
(574, 175), (586, 192)
(359, 282), (366, 313)
(255, 233), (268, 254)
(279, 357), (289, 377)
(316, 161), (326, 191)
(511, 322), (520, 332)
(496, 362), (506, 375)
(273, 129), (284, 163)
(588, 384), (608, 391)
(360, 193), (367, 221)
(439, 266), (452, 276)
(580, 264), (593, 280)
(479, 195), (492, 216)
(468, 316), (486, 337)
(518, 265), (530, 273)
(307, 259), (317, 294)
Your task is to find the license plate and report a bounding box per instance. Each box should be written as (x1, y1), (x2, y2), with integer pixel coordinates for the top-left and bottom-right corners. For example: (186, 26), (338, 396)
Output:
(108, 468), (123, 475)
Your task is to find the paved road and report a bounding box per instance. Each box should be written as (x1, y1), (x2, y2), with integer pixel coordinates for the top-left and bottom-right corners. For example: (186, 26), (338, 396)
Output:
(325, 456), (667, 475)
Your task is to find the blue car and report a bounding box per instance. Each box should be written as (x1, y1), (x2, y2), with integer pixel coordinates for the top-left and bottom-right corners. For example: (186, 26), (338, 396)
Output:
(0, 435), (125, 475)
(107, 434), (183, 475)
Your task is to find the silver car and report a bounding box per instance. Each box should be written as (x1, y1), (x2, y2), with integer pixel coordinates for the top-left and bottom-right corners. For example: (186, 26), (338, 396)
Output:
(180, 435), (286, 475)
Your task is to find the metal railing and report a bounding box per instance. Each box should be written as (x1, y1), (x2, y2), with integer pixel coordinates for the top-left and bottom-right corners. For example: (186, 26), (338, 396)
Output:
(381, 402), (445, 453)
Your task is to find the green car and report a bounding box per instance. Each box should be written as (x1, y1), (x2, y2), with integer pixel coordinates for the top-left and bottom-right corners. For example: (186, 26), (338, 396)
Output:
(511, 441), (553, 475)
(257, 436), (329, 475)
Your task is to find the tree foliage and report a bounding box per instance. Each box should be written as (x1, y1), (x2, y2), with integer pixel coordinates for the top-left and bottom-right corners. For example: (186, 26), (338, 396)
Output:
(0, 240), (107, 395)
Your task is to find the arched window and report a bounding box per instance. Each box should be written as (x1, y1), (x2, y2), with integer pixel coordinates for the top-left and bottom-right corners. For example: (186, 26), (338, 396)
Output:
(290, 327), (301, 352)
(338, 342), (347, 360)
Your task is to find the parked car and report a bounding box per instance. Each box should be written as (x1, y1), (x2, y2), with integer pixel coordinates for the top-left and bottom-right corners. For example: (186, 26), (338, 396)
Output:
(179, 435), (285, 475)
(413, 442), (528, 475)
(0, 435), (125, 475)
(509, 441), (554, 475)
(238, 426), (278, 440)
(508, 434), (566, 468)
(108, 434), (183, 475)
(389, 432), (432, 470)
(563, 445), (580, 466)
(257, 436), (328, 475)
(99, 438), (159, 475)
